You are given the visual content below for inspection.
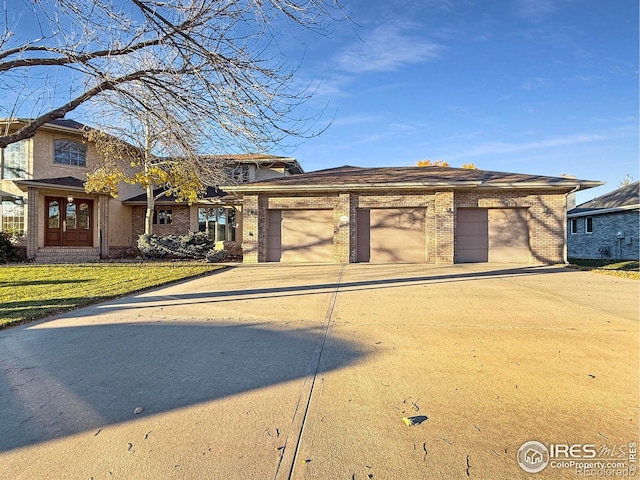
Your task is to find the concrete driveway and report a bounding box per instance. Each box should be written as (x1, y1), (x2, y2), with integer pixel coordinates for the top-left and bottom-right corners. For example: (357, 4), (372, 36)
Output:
(0, 264), (637, 479)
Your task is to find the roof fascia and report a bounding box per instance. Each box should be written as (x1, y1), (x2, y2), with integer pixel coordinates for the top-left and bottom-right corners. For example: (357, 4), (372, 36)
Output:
(221, 181), (600, 194)
(14, 179), (86, 192)
(568, 204), (640, 218)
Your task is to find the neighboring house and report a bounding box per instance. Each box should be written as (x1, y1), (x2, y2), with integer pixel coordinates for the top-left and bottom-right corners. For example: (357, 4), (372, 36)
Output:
(222, 165), (602, 264)
(567, 181), (639, 260)
(0, 119), (301, 262)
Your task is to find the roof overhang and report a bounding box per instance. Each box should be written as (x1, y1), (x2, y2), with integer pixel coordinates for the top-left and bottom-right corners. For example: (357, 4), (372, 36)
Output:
(568, 204), (640, 218)
(14, 178), (87, 193)
(221, 180), (604, 194)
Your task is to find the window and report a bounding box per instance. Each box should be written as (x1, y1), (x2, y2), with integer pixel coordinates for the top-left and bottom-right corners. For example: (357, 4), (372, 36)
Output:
(570, 218), (578, 234)
(198, 207), (236, 241)
(152, 209), (172, 225)
(229, 165), (250, 183)
(585, 216), (593, 234)
(1, 140), (27, 179)
(48, 200), (60, 228)
(54, 139), (86, 166)
(1, 196), (26, 235)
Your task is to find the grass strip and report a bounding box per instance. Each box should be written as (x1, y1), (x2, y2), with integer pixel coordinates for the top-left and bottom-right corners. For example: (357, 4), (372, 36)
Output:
(0, 262), (226, 328)
(567, 259), (639, 280)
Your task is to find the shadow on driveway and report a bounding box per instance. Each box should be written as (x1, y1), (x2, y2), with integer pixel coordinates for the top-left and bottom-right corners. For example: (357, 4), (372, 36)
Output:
(92, 265), (572, 311)
(0, 321), (364, 452)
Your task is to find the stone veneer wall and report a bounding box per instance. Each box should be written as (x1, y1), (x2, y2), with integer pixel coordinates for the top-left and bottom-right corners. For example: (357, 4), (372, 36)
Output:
(568, 210), (639, 260)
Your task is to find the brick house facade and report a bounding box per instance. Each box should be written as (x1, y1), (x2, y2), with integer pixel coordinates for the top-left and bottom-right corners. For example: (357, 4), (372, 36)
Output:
(226, 166), (602, 265)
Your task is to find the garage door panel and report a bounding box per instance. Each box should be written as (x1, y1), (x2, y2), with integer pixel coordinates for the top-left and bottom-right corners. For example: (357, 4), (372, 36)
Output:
(280, 210), (333, 263)
(267, 210), (282, 262)
(456, 208), (488, 262)
(488, 209), (529, 263)
(369, 208), (425, 263)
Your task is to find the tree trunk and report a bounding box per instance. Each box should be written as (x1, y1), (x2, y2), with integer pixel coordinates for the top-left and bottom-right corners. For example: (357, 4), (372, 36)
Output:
(145, 183), (154, 235)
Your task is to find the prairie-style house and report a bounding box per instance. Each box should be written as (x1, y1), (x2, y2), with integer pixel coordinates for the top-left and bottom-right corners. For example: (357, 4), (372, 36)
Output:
(0, 118), (603, 264)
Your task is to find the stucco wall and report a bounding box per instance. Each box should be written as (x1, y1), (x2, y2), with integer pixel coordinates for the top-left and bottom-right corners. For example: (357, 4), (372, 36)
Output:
(31, 130), (99, 179)
(568, 210), (639, 260)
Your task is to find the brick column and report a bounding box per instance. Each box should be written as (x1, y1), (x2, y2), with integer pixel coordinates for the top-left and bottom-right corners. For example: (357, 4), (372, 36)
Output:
(435, 191), (454, 263)
(241, 195), (259, 263)
(26, 187), (39, 259)
(333, 193), (352, 263)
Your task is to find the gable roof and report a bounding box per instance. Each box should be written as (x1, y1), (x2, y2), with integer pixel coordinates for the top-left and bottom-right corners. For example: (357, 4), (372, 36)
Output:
(221, 165), (603, 193)
(568, 181), (639, 217)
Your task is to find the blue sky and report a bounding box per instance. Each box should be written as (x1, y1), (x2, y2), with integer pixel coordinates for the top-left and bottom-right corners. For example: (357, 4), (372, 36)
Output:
(4, 0), (637, 205)
(281, 0), (638, 204)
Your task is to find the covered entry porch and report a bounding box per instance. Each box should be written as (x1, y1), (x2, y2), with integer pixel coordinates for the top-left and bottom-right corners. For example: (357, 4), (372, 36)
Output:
(16, 177), (111, 262)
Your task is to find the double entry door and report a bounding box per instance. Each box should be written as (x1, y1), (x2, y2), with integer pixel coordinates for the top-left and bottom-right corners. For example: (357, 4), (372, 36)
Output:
(45, 196), (93, 247)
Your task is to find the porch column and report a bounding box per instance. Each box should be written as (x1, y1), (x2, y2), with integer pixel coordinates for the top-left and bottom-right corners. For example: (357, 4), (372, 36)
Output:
(26, 187), (39, 259)
(98, 194), (109, 258)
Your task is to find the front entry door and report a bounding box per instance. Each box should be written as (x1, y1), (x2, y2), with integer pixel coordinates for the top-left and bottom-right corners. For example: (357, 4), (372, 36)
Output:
(46, 197), (93, 247)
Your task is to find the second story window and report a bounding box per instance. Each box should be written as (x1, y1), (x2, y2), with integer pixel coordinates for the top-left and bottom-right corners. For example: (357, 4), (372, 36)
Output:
(1, 140), (27, 179)
(229, 164), (250, 183)
(54, 139), (86, 167)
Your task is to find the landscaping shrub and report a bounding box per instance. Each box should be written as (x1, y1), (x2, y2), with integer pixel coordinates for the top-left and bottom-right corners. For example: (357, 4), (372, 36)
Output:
(205, 248), (228, 263)
(137, 232), (214, 259)
(0, 231), (24, 263)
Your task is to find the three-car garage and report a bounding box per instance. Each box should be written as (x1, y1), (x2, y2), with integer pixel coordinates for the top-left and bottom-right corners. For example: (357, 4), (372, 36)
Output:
(228, 165), (598, 265)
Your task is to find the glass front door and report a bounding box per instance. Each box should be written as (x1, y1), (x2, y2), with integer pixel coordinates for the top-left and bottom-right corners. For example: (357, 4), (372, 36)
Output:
(45, 196), (93, 247)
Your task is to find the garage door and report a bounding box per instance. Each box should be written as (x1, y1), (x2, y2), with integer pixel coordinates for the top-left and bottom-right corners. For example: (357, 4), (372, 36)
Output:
(267, 209), (334, 262)
(455, 208), (529, 263)
(357, 208), (426, 263)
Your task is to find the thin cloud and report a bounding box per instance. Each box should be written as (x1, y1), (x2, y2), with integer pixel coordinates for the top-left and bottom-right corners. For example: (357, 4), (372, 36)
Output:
(334, 21), (442, 74)
(448, 132), (616, 160)
(516, 0), (558, 19)
(520, 77), (549, 90)
(332, 114), (382, 126)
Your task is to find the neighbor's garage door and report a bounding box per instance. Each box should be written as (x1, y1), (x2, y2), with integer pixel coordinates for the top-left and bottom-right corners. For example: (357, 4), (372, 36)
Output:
(267, 209), (334, 262)
(455, 208), (529, 263)
(357, 208), (426, 263)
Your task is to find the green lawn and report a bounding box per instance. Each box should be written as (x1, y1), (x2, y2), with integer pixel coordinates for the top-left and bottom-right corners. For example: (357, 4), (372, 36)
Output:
(567, 259), (640, 280)
(0, 262), (227, 329)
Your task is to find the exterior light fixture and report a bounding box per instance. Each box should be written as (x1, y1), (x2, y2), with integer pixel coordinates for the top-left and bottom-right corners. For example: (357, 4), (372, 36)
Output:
(67, 194), (74, 203)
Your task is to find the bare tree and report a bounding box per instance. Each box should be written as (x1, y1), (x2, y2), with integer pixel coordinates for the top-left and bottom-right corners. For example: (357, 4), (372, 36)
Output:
(84, 81), (231, 235)
(0, 0), (346, 148)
